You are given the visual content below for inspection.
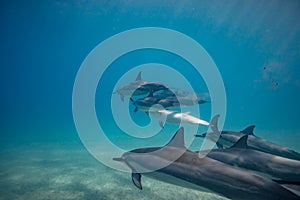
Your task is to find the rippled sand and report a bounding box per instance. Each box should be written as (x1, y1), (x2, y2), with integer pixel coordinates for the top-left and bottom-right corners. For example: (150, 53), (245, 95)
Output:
(0, 142), (227, 200)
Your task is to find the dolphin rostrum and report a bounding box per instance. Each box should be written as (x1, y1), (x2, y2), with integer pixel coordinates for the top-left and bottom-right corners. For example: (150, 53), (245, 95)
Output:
(195, 126), (300, 161)
(198, 134), (300, 182)
(113, 115), (300, 200)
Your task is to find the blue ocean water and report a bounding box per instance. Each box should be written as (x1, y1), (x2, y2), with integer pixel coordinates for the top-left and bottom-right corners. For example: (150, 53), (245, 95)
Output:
(1, 1), (300, 199)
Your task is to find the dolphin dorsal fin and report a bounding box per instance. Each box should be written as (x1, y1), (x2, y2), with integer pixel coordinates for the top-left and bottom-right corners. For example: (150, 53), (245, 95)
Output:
(165, 127), (185, 148)
(135, 72), (142, 81)
(231, 135), (248, 149)
(241, 125), (255, 135)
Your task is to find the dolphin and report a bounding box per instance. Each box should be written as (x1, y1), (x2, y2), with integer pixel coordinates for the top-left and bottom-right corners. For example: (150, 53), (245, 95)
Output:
(113, 72), (168, 101)
(195, 126), (300, 161)
(153, 89), (209, 107)
(130, 95), (176, 113)
(197, 134), (300, 182)
(158, 95), (208, 107)
(149, 109), (209, 128)
(113, 116), (300, 200)
(130, 91), (208, 114)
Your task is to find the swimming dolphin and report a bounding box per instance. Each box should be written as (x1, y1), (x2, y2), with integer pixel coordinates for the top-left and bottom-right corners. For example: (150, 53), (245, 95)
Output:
(113, 116), (300, 200)
(113, 72), (168, 101)
(195, 126), (300, 161)
(130, 95), (177, 113)
(150, 109), (209, 128)
(130, 91), (207, 114)
(197, 134), (300, 181)
(153, 89), (209, 107)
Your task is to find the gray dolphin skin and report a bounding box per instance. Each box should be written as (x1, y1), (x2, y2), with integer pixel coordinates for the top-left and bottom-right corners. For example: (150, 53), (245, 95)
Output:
(130, 95), (177, 113)
(113, 72), (168, 101)
(195, 126), (300, 161)
(198, 135), (300, 181)
(130, 91), (208, 113)
(113, 115), (300, 200)
(153, 89), (209, 107)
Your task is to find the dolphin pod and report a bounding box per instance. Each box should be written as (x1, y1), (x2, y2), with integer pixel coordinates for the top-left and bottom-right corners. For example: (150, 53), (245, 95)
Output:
(114, 71), (209, 110)
(113, 115), (300, 200)
(112, 72), (300, 199)
(116, 72), (210, 127)
(195, 126), (300, 161)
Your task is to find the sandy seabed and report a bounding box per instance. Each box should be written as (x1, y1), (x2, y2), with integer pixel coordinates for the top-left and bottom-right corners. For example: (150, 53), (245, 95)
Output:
(0, 142), (227, 200)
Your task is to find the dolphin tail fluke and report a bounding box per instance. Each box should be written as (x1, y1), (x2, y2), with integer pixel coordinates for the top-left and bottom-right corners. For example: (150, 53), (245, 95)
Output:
(132, 173), (142, 190)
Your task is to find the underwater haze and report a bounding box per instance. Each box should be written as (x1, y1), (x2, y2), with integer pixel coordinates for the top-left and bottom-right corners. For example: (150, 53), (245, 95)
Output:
(1, 1), (300, 200)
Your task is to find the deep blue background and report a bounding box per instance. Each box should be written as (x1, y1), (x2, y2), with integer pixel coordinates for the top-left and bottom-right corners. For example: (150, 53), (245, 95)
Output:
(1, 1), (300, 148)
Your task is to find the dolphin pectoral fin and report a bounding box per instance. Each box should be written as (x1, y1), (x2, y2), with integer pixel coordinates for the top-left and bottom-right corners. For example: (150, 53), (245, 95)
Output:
(198, 100), (208, 104)
(135, 71), (142, 81)
(130, 97), (135, 104)
(132, 173), (142, 190)
(241, 125), (255, 135)
(216, 142), (223, 149)
(165, 127), (185, 148)
(230, 135), (249, 149)
(121, 95), (124, 102)
(159, 121), (164, 128)
(130, 98), (138, 113)
(194, 133), (206, 138)
(147, 91), (153, 97)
